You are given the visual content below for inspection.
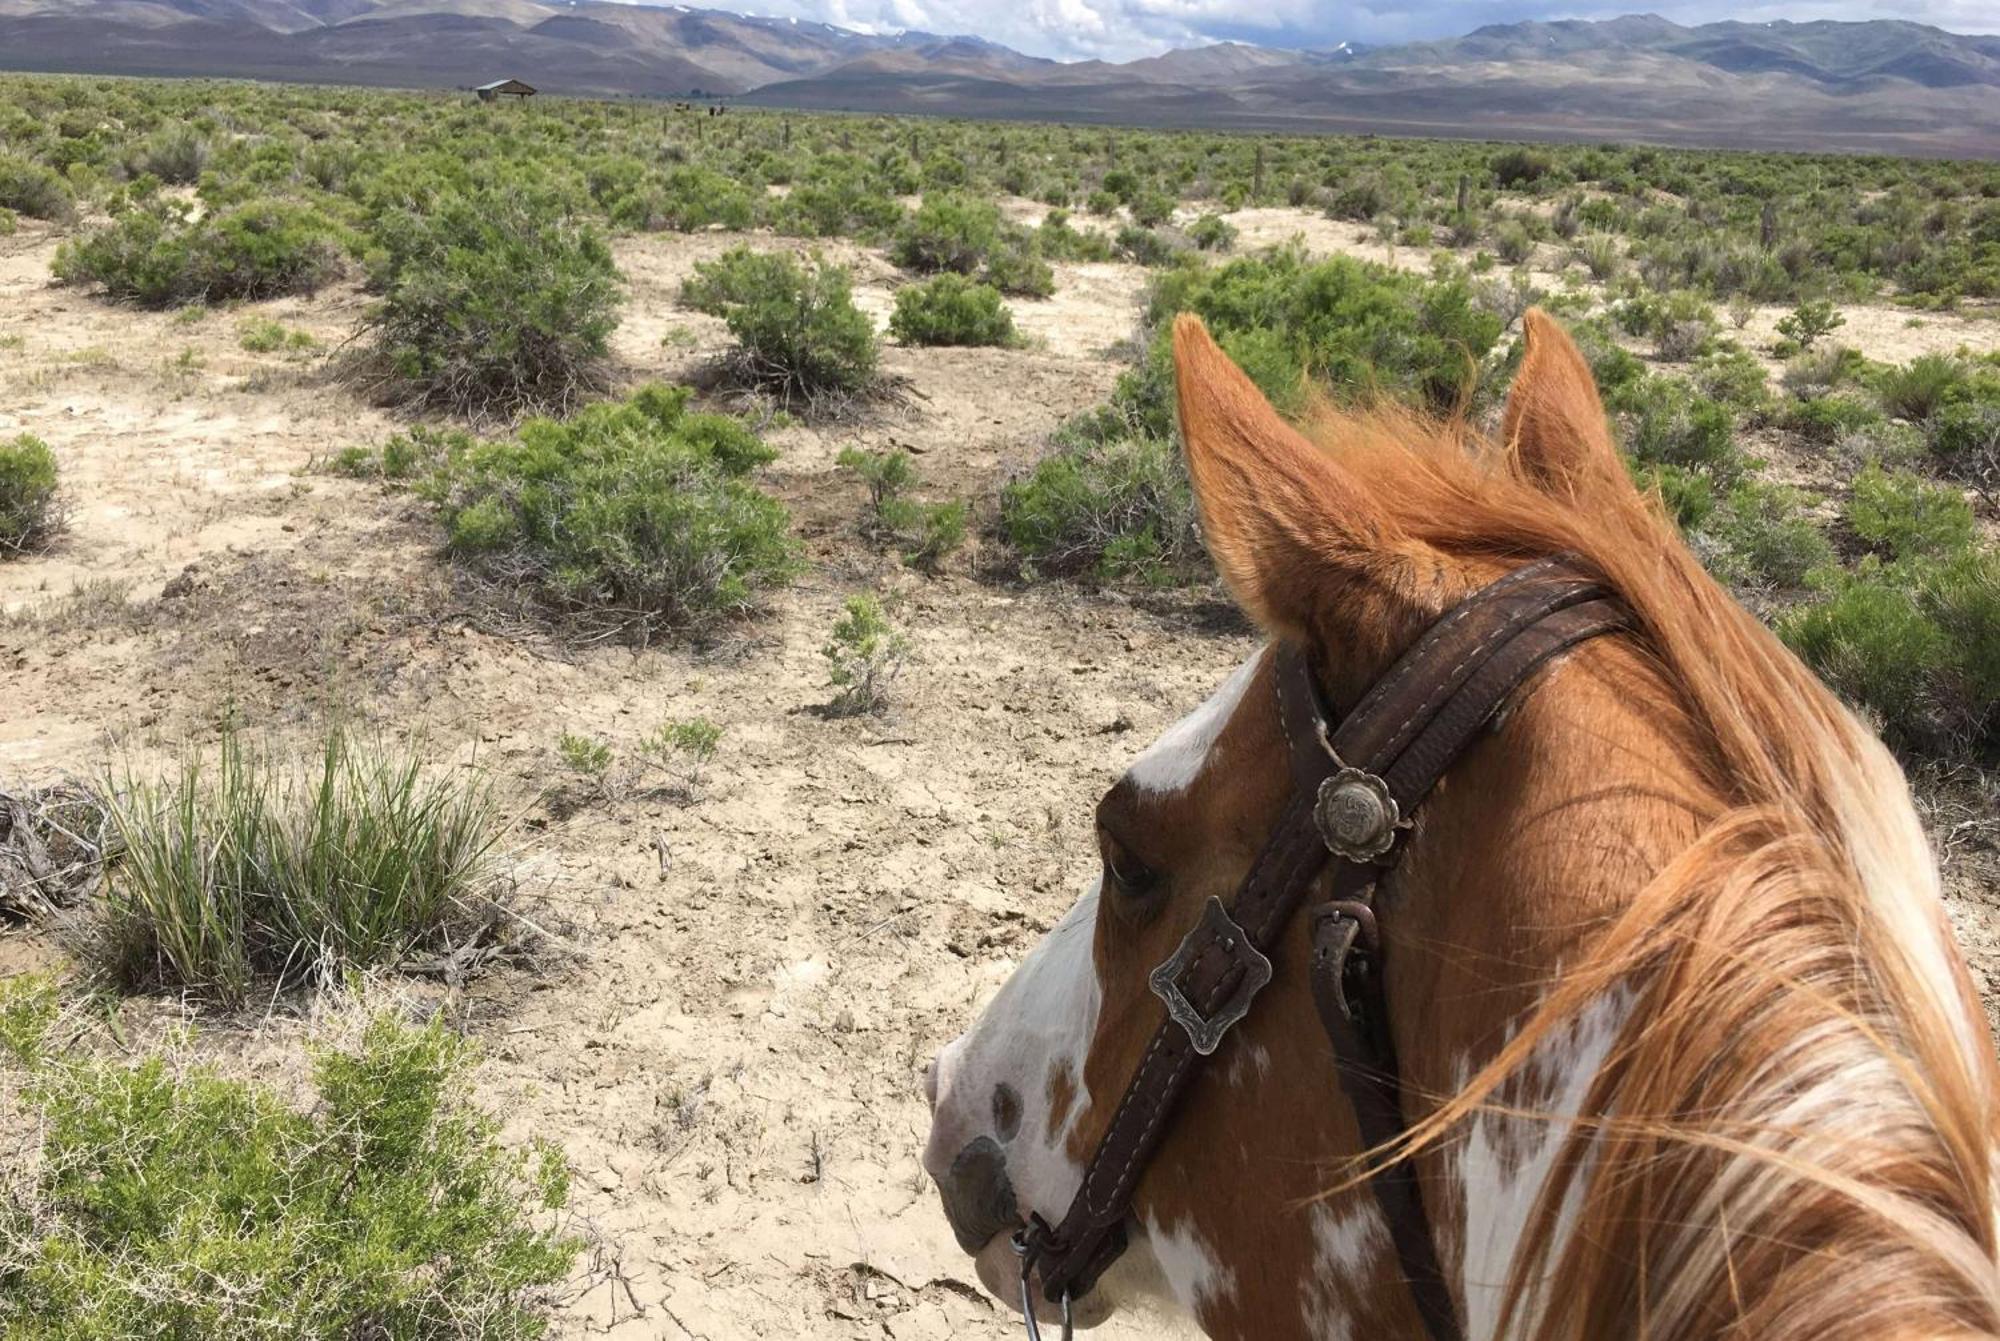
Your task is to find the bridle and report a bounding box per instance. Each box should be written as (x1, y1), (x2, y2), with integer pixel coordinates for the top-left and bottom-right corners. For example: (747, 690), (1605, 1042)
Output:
(1010, 555), (1631, 1341)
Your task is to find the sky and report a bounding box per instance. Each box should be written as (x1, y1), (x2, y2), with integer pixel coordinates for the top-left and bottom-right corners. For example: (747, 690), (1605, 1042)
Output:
(701, 0), (1996, 60)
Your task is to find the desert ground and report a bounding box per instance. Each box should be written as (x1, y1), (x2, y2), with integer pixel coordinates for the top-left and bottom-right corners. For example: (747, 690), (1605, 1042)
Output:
(3, 203), (1997, 1339)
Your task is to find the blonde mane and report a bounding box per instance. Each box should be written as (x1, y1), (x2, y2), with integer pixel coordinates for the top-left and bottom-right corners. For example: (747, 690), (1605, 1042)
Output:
(1303, 394), (2000, 1339)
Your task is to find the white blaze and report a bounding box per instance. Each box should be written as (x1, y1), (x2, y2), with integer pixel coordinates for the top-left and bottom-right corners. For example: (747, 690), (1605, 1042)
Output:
(1128, 649), (1266, 797)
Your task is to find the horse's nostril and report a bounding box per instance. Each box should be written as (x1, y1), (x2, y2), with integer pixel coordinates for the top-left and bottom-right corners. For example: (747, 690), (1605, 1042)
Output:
(938, 1136), (1020, 1255)
(991, 1083), (1021, 1142)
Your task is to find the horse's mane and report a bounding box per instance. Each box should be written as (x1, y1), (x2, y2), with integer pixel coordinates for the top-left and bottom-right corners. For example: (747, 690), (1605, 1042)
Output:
(1301, 394), (2000, 1339)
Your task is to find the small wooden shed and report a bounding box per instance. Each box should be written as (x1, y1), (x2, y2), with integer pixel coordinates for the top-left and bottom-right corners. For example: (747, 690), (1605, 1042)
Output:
(475, 79), (537, 102)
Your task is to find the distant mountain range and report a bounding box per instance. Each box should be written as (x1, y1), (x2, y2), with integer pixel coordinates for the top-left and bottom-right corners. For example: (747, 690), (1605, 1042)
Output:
(1, 2), (1996, 156)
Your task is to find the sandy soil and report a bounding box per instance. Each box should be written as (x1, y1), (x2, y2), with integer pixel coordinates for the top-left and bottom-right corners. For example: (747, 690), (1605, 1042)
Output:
(2, 208), (1995, 1339)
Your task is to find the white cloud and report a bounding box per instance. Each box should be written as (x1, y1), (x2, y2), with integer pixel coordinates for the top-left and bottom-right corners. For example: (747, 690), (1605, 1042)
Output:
(706, 0), (1331, 60)
(610, 0), (1994, 59)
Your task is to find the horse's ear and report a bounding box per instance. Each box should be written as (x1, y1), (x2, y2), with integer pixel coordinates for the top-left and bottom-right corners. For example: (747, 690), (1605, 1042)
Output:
(1503, 309), (1630, 501)
(1173, 314), (1397, 633)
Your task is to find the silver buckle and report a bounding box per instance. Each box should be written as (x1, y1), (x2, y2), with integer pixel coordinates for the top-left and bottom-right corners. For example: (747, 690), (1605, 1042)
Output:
(1147, 897), (1273, 1056)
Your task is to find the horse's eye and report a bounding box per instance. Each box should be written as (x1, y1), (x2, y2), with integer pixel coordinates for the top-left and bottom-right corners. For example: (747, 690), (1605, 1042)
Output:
(1098, 825), (1160, 901)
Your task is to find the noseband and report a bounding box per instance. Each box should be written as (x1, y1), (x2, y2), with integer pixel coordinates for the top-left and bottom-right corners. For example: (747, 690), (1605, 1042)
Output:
(1012, 555), (1630, 1341)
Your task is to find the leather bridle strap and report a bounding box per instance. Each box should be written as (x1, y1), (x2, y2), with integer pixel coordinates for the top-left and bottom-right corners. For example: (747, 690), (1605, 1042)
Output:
(1014, 556), (1631, 1340)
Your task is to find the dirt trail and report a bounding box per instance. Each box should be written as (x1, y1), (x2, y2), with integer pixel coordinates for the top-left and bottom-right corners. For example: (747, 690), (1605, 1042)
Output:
(0, 218), (1200, 1339)
(2, 209), (1996, 1340)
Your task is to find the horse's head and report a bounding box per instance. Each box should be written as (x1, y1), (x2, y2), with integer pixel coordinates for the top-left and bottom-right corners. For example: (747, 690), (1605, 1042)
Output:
(924, 312), (2000, 1340)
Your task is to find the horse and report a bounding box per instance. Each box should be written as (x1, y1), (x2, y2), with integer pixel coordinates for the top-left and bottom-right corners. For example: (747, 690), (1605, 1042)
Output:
(922, 309), (2000, 1340)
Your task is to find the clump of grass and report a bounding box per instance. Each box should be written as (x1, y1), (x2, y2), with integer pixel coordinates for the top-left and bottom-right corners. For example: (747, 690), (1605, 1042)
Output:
(91, 729), (505, 1003)
(1873, 354), (1962, 423)
(0, 432), (64, 558)
(823, 594), (907, 717)
(238, 318), (319, 355)
(639, 718), (723, 798)
(556, 731), (612, 793)
(0, 985), (580, 1340)
(834, 446), (967, 571)
(1572, 233), (1622, 281)
(426, 385), (801, 638)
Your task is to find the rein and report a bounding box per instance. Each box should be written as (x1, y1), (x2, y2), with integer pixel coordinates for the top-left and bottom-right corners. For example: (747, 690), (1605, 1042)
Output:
(1012, 555), (1631, 1341)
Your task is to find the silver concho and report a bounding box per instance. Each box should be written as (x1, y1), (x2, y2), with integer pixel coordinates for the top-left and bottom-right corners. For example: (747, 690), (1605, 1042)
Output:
(1314, 767), (1403, 863)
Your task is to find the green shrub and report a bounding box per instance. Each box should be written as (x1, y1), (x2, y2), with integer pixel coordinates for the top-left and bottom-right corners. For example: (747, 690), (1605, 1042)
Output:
(1573, 233), (1622, 280)
(123, 124), (209, 185)
(0, 151), (75, 222)
(1038, 210), (1113, 263)
(889, 274), (1018, 347)
(428, 385), (801, 633)
(1921, 548), (2000, 748)
(835, 444), (915, 509)
(1187, 213), (1238, 252)
(771, 163), (902, 240)
(0, 1003), (578, 1340)
(1930, 397), (1999, 490)
(330, 424), (473, 482)
(834, 446), (966, 571)
(237, 318), (317, 355)
(1845, 463), (1974, 560)
(1692, 345), (1772, 418)
(1873, 354), (1963, 423)
(1635, 461), (1717, 530)
(1782, 550), (1999, 753)
(54, 199), (347, 308)
(1492, 147), (1554, 188)
(1494, 222), (1534, 265)
(1704, 480), (1833, 588)
(823, 594), (907, 716)
(683, 246), (878, 403)
(1000, 434), (1201, 584)
(639, 717), (724, 797)
(983, 236), (1056, 297)
(1653, 292), (1718, 362)
(1779, 344), (1865, 400)
(1130, 190), (1176, 228)
(893, 194), (1001, 274)
(95, 730), (503, 1002)
(0, 432), (63, 557)
(1121, 245), (1503, 432)
(1116, 225), (1181, 267)
(1775, 298), (1845, 352)
(1609, 374), (1742, 481)
(1782, 564), (1949, 748)
(1327, 175), (1390, 221)
(625, 165), (754, 232)
(356, 190), (620, 417)
(1783, 394), (1883, 444)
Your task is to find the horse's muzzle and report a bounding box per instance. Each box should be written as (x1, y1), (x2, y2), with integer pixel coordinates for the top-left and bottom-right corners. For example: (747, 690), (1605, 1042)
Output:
(934, 1135), (1021, 1255)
